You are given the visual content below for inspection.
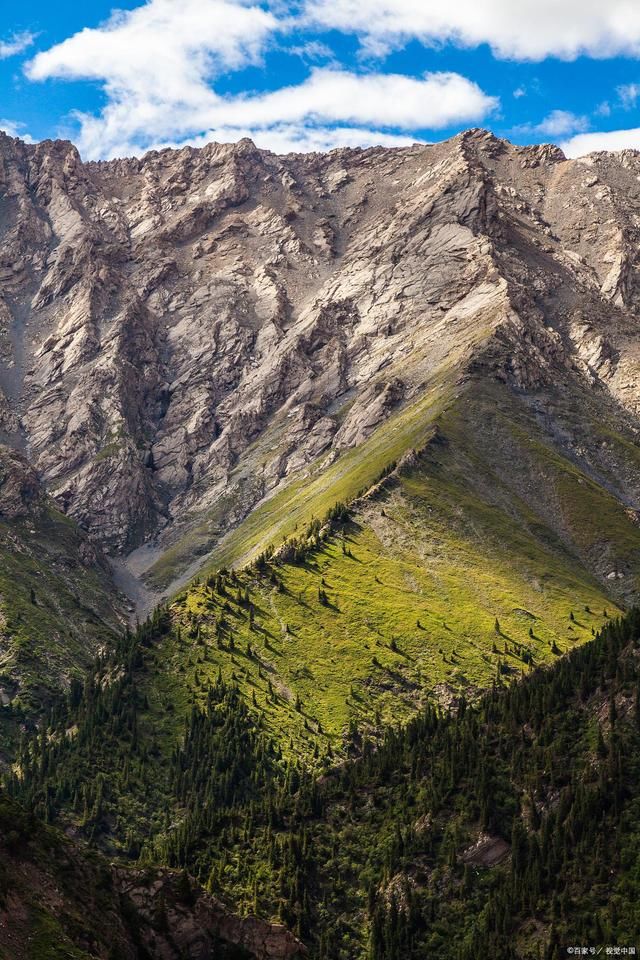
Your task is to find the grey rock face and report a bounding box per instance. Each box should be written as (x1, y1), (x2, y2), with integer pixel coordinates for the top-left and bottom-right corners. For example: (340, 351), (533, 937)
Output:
(3, 128), (640, 594)
(116, 868), (307, 960)
(0, 446), (42, 519)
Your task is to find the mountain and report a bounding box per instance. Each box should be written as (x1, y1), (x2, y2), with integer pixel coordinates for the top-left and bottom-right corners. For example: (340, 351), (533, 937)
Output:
(4, 127), (640, 744)
(2, 128), (640, 606)
(5, 127), (640, 956)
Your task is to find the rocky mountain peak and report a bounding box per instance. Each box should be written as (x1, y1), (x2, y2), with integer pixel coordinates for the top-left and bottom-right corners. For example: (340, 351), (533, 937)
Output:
(2, 130), (640, 603)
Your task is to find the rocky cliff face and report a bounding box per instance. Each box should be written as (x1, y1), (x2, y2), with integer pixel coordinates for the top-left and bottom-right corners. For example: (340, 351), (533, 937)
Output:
(0, 445), (41, 519)
(3, 129), (640, 605)
(116, 868), (306, 960)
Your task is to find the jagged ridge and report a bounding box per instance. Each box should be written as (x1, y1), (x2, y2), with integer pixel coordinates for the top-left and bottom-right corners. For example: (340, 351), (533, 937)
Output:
(4, 129), (640, 611)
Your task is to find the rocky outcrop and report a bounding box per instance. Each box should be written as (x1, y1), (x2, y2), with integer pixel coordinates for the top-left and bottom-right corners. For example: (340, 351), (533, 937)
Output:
(0, 446), (42, 519)
(117, 868), (307, 960)
(460, 833), (510, 867)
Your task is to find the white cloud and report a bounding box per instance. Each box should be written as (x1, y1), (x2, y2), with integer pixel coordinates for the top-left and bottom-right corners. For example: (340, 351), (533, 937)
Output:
(595, 101), (612, 117)
(26, 0), (277, 125)
(221, 69), (497, 131)
(25, 0), (497, 160)
(0, 31), (35, 59)
(539, 111), (588, 137)
(304, 0), (640, 62)
(561, 128), (640, 156)
(617, 82), (640, 109)
(288, 40), (336, 63)
(25, 0), (276, 158)
(515, 109), (589, 139)
(0, 119), (34, 142)
(63, 67), (496, 159)
(68, 67), (495, 158)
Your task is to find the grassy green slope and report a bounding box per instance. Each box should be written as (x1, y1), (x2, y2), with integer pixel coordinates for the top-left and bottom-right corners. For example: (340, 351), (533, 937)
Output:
(11, 374), (640, 832)
(49, 377), (630, 779)
(0, 506), (124, 756)
(145, 377), (640, 756)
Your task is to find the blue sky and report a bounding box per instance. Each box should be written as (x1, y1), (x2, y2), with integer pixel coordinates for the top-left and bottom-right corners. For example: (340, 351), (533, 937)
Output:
(4, 0), (640, 159)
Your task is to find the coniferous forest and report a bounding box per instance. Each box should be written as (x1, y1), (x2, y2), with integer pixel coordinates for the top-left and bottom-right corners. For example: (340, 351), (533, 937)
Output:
(9, 599), (640, 959)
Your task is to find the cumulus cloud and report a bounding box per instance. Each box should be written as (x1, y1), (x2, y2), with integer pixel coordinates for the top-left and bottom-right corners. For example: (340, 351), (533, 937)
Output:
(0, 119), (34, 142)
(222, 70), (497, 131)
(0, 31), (35, 59)
(25, 0), (276, 157)
(27, 0), (276, 92)
(561, 128), (640, 157)
(135, 69), (497, 154)
(304, 0), (640, 62)
(25, 0), (497, 159)
(515, 109), (589, 139)
(288, 40), (336, 63)
(617, 82), (640, 110)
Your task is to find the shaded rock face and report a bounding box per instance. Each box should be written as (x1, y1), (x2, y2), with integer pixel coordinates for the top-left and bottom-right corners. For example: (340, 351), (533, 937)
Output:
(460, 833), (510, 867)
(0, 446), (41, 519)
(4, 128), (640, 590)
(117, 868), (307, 960)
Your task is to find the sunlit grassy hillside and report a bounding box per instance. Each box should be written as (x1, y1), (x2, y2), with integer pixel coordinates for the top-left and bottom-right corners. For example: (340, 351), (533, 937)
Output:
(131, 378), (640, 759)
